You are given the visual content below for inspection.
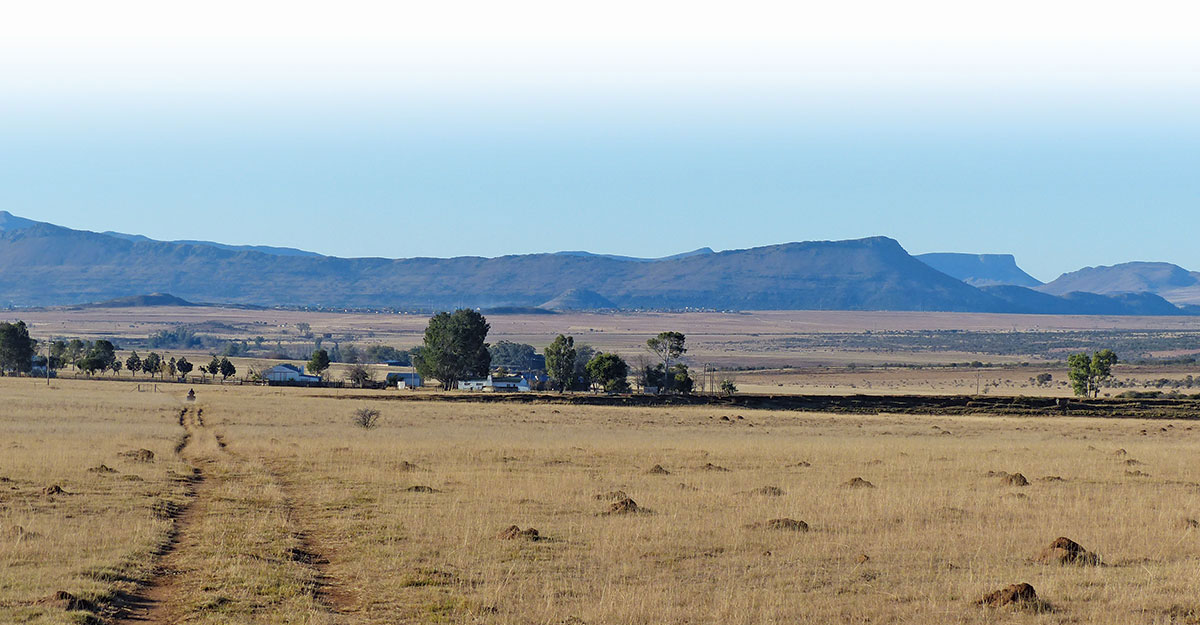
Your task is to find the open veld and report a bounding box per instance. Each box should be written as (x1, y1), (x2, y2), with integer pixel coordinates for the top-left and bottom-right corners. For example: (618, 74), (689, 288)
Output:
(3, 377), (1200, 624)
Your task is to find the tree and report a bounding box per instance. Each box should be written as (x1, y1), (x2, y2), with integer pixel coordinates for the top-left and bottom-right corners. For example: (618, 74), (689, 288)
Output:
(720, 379), (738, 396)
(307, 349), (331, 377)
(646, 332), (687, 393)
(207, 355), (221, 379)
(586, 352), (630, 393)
(1068, 349), (1117, 398)
(143, 352), (163, 378)
(167, 357), (177, 378)
(347, 363), (373, 387)
(176, 356), (194, 379)
(572, 344), (596, 390)
(125, 351), (143, 377)
(78, 340), (117, 375)
(415, 309), (491, 390)
(489, 341), (542, 371)
(218, 357), (236, 381)
(0, 321), (35, 375)
(109, 360), (123, 376)
(544, 334), (576, 392)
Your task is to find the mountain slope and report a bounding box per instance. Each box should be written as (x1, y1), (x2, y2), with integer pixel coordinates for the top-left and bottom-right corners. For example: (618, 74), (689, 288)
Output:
(916, 253), (1042, 287)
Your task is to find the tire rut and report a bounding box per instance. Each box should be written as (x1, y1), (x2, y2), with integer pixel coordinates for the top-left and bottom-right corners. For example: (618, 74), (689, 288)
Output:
(110, 405), (209, 624)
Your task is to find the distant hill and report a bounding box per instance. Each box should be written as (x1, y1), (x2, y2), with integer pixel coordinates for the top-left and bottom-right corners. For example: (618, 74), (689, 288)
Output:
(916, 253), (1042, 287)
(1039, 262), (1199, 295)
(101, 231), (324, 258)
(982, 285), (1187, 316)
(553, 247), (716, 263)
(0, 212), (1193, 316)
(85, 293), (197, 308)
(540, 288), (617, 311)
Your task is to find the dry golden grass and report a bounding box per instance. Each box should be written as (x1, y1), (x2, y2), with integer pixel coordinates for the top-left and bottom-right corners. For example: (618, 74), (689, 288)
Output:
(4, 378), (1200, 624)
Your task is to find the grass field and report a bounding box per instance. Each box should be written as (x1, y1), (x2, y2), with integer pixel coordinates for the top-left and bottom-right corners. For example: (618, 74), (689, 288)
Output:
(3, 377), (1199, 624)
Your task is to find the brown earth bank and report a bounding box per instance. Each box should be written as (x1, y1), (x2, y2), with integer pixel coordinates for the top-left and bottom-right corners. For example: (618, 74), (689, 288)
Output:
(326, 391), (1200, 419)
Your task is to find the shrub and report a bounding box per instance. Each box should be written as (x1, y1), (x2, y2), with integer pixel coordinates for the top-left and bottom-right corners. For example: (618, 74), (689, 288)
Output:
(352, 407), (381, 429)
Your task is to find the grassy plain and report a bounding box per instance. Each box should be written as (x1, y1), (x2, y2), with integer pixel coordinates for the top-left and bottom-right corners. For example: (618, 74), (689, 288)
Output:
(3, 378), (1200, 624)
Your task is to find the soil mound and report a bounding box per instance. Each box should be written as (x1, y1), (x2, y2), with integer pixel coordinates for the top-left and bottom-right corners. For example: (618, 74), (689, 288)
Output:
(976, 583), (1038, 608)
(594, 489), (628, 501)
(41, 484), (65, 496)
(1124, 459), (1143, 465)
(1182, 518), (1200, 529)
(647, 464), (670, 475)
(701, 463), (730, 472)
(1039, 476), (1065, 482)
(396, 461), (422, 471)
(1035, 537), (1101, 566)
(40, 590), (98, 613)
(87, 464), (117, 474)
(788, 461), (812, 468)
(120, 449), (155, 463)
(405, 485), (441, 493)
(1114, 448), (1127, 456)
(747, 518), (808, 531)
(1005, 473), (1029, 486)
(604, 497), (642, 515)
(748, 485), (785, 496)
(498, 525), (541, 541)
(1125, 470), (1150, 477)
(844, 477), (875, 489)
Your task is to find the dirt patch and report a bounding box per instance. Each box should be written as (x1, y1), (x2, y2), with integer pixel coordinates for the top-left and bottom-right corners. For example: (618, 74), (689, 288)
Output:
(120, 449), (155, 463)
(41, 484), (66, 496)
(747, 485), (785, 496)
(647, 464), (670, 475)
(604, 497), (644, 515)
(404, 485), (441, 493)
(1035, 536), (1102, 566)
(976, 583), (1039, 609)
(701, 463), (730, 472)
(747, 518), (808, 531)
(87, 464), (118, 474)
(843, 477), (875, 489)
(498, 525), (541, 541)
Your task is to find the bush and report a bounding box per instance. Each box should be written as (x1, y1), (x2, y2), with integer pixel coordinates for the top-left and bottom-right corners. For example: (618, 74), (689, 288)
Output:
(352, 407), (381, 429)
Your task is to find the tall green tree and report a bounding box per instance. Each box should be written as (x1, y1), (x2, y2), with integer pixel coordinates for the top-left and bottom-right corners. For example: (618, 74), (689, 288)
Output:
(176, 356), (194, 379)
(125, 351), (142, 377)
(1067, 349), (1118, 398)
(307, 349), (331, 377)
(544, 334), (576, 392)
(218, 357), (236, 380)
(489, 341), (541, 371)
(143, 352), (163, 378)
(0, 321), (35, 375)
(78, 340), (117, 375)
(415, 309), (491, 390)
(586, 352), (630, 393)
(645, 331), (687, 392)
(206, 355), (222, 379)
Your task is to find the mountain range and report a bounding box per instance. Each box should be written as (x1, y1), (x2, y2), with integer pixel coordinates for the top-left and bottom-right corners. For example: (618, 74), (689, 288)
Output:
(0, 211), (1196, 316)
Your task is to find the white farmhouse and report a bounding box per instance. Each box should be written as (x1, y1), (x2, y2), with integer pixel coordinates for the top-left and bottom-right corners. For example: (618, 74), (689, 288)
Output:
(262, 363), (321, 384)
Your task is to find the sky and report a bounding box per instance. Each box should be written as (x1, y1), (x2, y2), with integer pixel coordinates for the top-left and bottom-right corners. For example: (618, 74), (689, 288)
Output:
(1, 1), (1198, 281)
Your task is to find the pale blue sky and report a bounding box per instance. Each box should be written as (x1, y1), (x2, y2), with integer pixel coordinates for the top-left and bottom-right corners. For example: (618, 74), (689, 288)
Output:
(1, 1), (1198, 281)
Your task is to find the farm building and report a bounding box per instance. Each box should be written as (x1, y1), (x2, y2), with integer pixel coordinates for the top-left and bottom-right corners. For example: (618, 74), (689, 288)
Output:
(458, 374), (531, 392)
(385, 372), (423, 389)
(261, 363), (320, 384)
